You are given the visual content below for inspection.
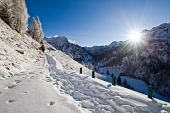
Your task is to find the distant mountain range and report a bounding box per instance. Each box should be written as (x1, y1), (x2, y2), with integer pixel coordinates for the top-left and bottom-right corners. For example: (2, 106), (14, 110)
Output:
(45, 36), (124, 62)
(44, 36), (95, 63)
(45, 22), (170, 100)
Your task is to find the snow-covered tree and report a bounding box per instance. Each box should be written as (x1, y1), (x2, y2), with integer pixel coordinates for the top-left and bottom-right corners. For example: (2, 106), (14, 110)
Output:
(36, 16), (44, 42)
(87, 63), (93, 70)
(12, 0), (29, 34)
(30, 16), (45, 52)
(81, 61), (85, 66)
(0, 0), (29, 34)
(30, 16), (44, 44)
(0, 0), (14, 28)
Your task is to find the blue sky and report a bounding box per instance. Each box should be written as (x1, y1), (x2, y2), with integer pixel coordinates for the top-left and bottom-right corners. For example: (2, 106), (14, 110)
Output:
(26, 0), (170, 47)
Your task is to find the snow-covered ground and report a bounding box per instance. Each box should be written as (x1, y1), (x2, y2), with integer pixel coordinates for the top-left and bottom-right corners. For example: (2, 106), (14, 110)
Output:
(0, 53), (170, 113)
(99, 68), (169, 102)
(0, 18), (42, 79)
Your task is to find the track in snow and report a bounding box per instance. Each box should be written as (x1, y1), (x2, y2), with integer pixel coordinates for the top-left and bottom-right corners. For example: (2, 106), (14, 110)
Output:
(45, 54), (170, 113)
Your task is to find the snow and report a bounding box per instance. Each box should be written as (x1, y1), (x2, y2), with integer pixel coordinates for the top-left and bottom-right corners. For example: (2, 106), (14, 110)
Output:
(98, 68), (169, 102)
(0, 18), (42, 79)
(109, 41), (123, 48)
(0, 55), (84, 113)
(0, 52), (170, 113)
(0, 66), (11, 79)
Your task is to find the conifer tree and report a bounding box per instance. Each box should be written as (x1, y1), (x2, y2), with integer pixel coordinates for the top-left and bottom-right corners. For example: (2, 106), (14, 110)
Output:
(0, 0), (14, 28)
(36, 16), (44, 43)
(123, 79), (128, 88)
(13, 0), (29, 34)
(0, 0), (29, 34)
(117, 75), (121, 85)
(30, 16), (45, 52)
(106, 70), (110, 75)
(30, 16), (44, 43)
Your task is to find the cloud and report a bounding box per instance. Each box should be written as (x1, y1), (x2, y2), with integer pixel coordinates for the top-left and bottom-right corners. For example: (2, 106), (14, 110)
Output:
(68, 39), (76, 44)
(47, 34), (58, 38)
(54, 35), (58, 37)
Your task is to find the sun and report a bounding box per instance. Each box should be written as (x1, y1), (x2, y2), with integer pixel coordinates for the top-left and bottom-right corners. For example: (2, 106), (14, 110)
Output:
(129, 30), (141, 42)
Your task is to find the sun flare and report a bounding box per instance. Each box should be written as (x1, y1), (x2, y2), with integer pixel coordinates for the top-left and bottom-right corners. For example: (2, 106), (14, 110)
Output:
(129, 31), (141, 42)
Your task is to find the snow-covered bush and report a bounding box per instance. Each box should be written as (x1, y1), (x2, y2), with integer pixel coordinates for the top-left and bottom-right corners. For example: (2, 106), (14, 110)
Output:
(87, 63), (93, 70)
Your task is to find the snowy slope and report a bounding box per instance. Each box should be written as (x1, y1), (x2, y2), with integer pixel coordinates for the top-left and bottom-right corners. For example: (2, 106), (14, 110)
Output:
(0, 18), (42, 80)
(148, 23), (170, 41)
(0, 52), (170, 113)
(0, 55), (84, 113)
(45, 42), (104, 80)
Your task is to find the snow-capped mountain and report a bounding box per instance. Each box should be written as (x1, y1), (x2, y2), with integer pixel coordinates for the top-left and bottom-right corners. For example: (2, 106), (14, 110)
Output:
(109, 41), (124, 48)
(149, 23), (170, 40)
(97, 22), (170, 100)
(45, 36), (95, 63)
(85, 45), (110, 57)
(84, 41), (124, 58)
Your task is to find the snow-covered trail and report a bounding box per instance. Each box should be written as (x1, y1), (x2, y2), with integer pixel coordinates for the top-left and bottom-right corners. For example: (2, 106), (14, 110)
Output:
(0, 55), (83, 113)
(0, 53), (170, 113)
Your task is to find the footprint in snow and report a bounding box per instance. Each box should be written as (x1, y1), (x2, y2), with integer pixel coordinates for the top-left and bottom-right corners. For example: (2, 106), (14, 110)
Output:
(21, 92), (27, 94)
(46, 79), (52, 82)
(6, 100), (15, 103)
(8, 100), (15, 103)
(46, 76), (50, 78)
(30, 76), (34, 79)
(49, 101), (55, 106)
(15, 80), (22, 84)
(107, 84), (112, 88)
(14, 74), (21, 76)
(70, 72), (76, 74)
(29, 72), (34, 74)
(8, 85), (17, 89)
